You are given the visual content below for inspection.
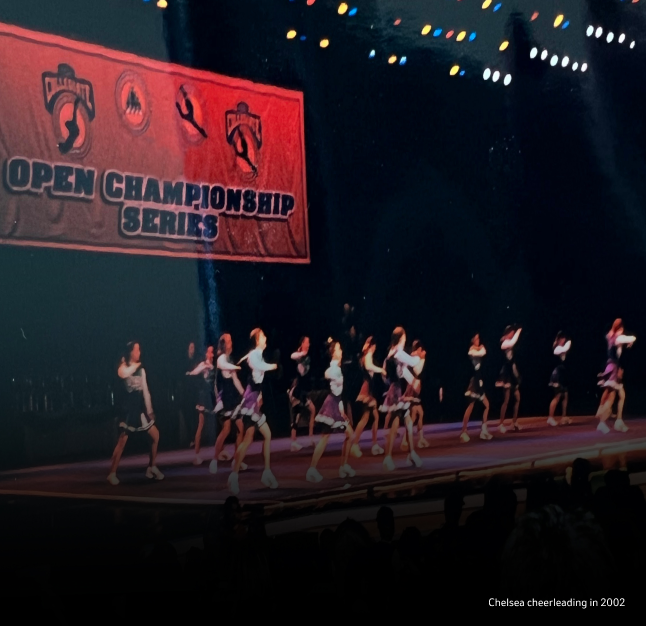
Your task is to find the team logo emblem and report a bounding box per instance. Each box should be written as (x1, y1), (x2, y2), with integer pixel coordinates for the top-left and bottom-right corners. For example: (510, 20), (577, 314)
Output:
(226, 102), (262, 178)
(42, 64), (95, 158)
(115, 71), (151, 135)
(175, 84), (207, 145)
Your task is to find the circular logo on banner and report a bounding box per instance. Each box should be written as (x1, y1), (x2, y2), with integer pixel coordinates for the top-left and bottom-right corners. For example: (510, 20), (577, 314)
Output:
(175, 84), (208, 145)
(115, 71), (151, 135)
(52, 93), (93, 159)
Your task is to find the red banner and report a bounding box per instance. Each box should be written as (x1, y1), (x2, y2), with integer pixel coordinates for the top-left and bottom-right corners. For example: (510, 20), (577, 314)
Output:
(0, 23), (309, 263)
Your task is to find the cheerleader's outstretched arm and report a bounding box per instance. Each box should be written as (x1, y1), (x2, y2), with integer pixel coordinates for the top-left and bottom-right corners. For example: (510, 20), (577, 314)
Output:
(554, 341), (572, 356)
(395, 349), (421, 368)
(501, 330), (521, 350)
(217, 354), (240, 371)
(365, 352), (386, 375)
(187, 362), (209, 376)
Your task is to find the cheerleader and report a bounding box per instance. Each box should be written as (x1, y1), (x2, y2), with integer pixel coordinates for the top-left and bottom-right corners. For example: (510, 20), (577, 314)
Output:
(548, 332), (572, 426)
(186, 346), (216, 466)
(210, 334), (245, 474)
(107, 342), (164, 485)
(596, 319), (635, 433)
(401, 340), (428, 450)
(350, 337), (386, 458)
(460, 334), (493, 442)
(381, 327), (423, 471)
(306, 341), (356, 482)
(288, 337), (316, 451)
(495, 326), (522, 433)
(228, 329), (279, 495)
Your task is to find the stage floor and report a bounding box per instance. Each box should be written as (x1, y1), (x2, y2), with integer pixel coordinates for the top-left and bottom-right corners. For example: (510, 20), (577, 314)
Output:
(1, 416), (646, 511)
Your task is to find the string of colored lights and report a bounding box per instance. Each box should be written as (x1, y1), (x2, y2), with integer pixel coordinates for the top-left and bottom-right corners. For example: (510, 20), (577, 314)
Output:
(587, 25), (636, 48)
(281, 0), (643, 84)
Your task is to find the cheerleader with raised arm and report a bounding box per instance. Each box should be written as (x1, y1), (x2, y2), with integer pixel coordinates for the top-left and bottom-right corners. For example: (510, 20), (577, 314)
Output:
(380, 327), (423, 471)
(548, 332), (572, 427)
(460, 334), (493, 442)
(209, 334), (245, 474)
(305, 341), (356, 482)
(288, 337), (316, 451)
(186, 345), (216, 466)
(228, 329), (279, 495)
(350, 337), (386, 458)
(107, 342), (164, 485)
(596, 319), (635, 433)
(495, 326), (522, 433)
(401, 340), (429, 450)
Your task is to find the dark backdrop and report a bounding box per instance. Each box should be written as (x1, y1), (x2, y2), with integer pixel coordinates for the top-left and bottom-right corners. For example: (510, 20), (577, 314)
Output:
(1, 0), (646, 438)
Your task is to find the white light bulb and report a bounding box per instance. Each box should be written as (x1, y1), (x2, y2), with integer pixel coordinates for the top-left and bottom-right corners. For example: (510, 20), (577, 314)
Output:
(550, 55), (558, 66)
(619, 34), (625, 43)
(595, 27), (602, 38)
(504, 74), (512, 86)
(581, 63), (588, 72)
(492, 70), (500, 82)
(483, 68), (491, 80)
(572, 62), (578, 71)
(541, 50), (548, 60)
(586, 26), (594, 37)
(607, 32), (614, 43)
(562, 56), (569, 67)
(630, 41), (636, 49)
(530, 47), (538, 58)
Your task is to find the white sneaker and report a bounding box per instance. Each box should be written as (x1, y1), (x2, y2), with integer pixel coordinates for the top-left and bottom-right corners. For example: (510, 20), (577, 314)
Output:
(597, 422), (610, 434)
(350, 444), (363, 458)
(480, 427), (493, 441)
(383, 455), (396, 471)
(400, 438), (409, 451)
(614, 419), (628, 433)
(559, 417), (572, 426)
(107, 473), (119, 486)
(498, 424), (507, 434)
(306, 467), (323, 483)
(410, 451), (423, 468)
(547, 417), (558, 427)
(342, 464), (356, 477)
(231, 460), (248, 471)
(146, 466), (164, 480)
(418, 437), (430, 448)
(228, 471), (240, 495)
(405, 454), (413, 467)
(372, 444), (384, 456)
(193, 455), (203, 466)
(209, 460), (218, 474)
(513, 423), (522, 432)
(261, 469), (278, 489)
(459, 432), (470, 443)
(218, 450), (232, 461)
(291, 441), (303, 452)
